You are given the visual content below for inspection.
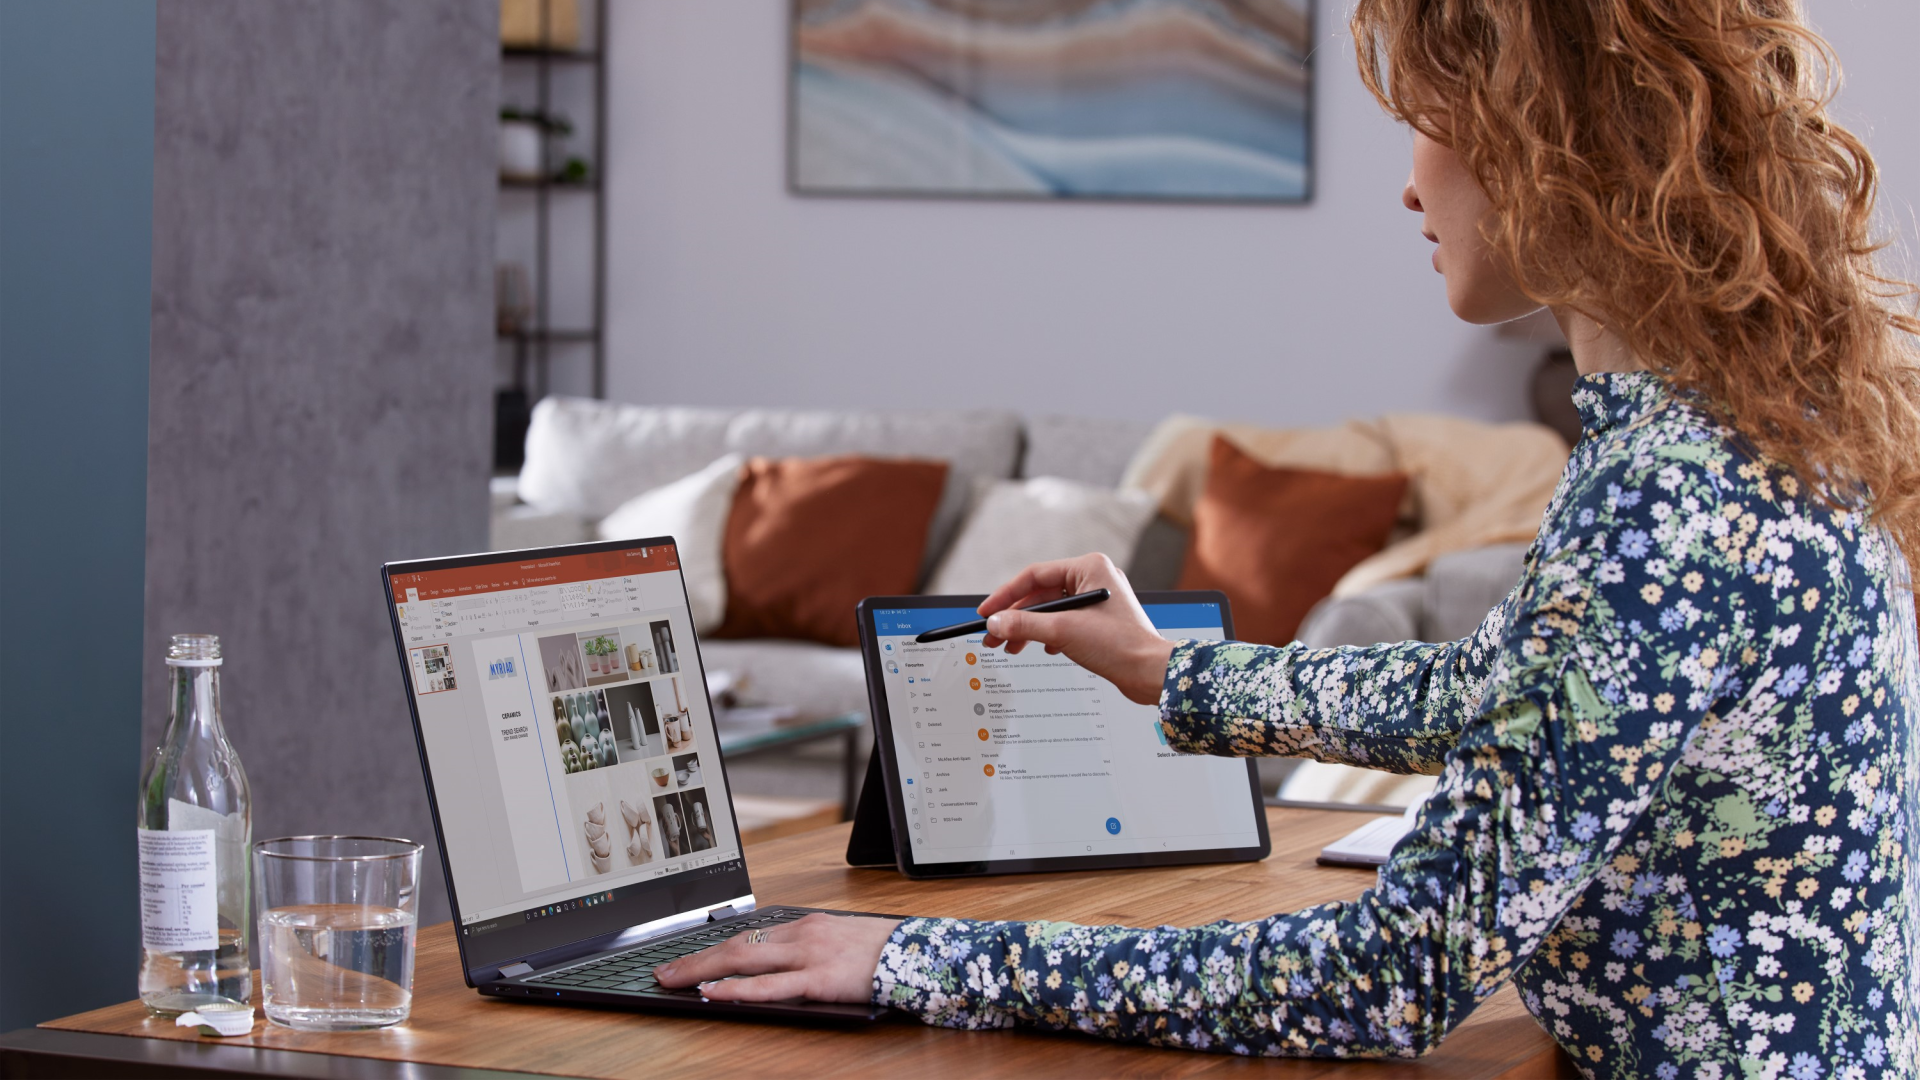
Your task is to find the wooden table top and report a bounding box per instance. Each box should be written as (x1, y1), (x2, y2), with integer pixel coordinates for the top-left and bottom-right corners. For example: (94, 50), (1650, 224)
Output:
(44, 806), (1575, 1078)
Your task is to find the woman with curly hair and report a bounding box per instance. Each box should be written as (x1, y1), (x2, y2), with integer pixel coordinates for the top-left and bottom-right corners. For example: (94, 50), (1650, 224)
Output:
(661, 1), (1920, 1074)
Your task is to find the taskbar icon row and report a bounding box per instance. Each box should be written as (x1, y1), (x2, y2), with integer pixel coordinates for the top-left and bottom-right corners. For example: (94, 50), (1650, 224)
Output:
(523, 891), (616, 921)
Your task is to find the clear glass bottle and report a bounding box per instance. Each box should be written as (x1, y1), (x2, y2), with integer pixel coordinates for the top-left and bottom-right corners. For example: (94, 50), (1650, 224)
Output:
(138, 633), (252, 1015)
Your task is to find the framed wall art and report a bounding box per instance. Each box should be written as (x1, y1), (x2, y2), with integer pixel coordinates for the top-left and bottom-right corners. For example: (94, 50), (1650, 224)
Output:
(789, 0), (1313, 203)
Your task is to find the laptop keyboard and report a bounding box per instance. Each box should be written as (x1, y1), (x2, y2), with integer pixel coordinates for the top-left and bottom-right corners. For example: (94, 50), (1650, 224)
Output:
(524, 910), (807, 996)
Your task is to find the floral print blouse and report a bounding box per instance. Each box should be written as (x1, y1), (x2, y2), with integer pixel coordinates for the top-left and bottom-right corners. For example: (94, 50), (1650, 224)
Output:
(872, 373), (1919, 1079)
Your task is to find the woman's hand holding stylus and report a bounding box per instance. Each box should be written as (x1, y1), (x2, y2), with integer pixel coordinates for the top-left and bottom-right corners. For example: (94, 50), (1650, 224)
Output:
(978, 553), (1174, 705)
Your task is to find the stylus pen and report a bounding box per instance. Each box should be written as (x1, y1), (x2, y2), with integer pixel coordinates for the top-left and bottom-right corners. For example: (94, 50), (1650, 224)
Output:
(913, 588), (1112, 644)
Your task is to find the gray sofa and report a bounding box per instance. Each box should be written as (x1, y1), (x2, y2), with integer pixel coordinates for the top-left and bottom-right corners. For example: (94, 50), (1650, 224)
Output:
(494, 398), (1530, 798)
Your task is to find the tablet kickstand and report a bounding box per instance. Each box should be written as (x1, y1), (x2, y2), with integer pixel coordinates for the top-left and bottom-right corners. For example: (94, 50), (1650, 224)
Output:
(844, 748), (900, 869)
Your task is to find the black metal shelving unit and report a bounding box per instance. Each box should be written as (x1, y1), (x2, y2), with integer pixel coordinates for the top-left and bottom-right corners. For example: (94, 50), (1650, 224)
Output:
(495, 0), (608, 471)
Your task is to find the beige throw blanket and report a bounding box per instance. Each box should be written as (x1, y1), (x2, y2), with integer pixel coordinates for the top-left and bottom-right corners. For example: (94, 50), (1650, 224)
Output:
(1120, 413), (1568, 598)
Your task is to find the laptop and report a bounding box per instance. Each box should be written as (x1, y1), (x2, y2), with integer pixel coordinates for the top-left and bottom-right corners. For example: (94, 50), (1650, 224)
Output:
(382, 537), (891, 1020)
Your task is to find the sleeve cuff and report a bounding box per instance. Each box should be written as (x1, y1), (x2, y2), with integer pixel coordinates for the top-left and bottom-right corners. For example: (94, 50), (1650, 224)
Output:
(871, 917), (1019, 1029)
(871, 917), (945, 1012)
(1157, 638), (1235, 754)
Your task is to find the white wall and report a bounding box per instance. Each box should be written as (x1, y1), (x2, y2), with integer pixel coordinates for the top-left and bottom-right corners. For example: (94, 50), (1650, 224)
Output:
(604, 0), (1920, 428)
(1816, 0), (1920, 281)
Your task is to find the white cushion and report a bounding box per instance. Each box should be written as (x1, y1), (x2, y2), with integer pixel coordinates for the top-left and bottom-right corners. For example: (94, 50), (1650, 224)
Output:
(928, 477), (1157, 595)
(696, 639), (869, 721)
(596, 454), (743, 632)
(520, 399), (734, 520)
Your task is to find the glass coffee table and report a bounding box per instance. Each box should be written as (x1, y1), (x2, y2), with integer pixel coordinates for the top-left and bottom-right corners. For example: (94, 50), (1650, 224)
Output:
(714, 709), (865, 818)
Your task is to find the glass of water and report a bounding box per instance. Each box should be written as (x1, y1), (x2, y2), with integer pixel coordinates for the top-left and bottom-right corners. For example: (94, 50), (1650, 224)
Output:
(253, 836), (422, 1030)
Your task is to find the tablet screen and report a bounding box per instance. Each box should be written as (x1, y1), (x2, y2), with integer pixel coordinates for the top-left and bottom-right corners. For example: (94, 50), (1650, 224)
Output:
(867, 599), (1265, 868)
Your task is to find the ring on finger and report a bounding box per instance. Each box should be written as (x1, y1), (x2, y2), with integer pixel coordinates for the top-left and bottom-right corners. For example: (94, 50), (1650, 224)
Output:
(743, 928), (769, 945)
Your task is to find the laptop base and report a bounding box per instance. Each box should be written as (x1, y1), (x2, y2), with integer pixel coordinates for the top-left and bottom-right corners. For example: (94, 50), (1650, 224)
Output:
(487, 905), (891, 1022)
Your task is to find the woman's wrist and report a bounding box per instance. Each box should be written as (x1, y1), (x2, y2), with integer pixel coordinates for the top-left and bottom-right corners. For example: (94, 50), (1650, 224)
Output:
(1127, 634), (1178, 704)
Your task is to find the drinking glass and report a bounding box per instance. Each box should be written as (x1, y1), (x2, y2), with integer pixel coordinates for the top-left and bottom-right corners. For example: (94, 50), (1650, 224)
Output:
(253, 836), (422, 1030)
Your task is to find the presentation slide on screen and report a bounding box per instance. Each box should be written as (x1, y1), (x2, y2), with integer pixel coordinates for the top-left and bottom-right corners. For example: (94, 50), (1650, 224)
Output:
(465, 612), (734, 897)
(393, 552), (743, 926)
(871, 604), (1261, 864)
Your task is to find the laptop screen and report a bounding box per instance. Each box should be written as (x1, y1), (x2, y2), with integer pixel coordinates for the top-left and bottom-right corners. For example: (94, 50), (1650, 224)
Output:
(386, 541), (750, 970)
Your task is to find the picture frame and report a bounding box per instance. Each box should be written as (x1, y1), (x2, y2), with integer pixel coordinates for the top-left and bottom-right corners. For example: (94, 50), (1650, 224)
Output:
(788, 0), (1314, 204)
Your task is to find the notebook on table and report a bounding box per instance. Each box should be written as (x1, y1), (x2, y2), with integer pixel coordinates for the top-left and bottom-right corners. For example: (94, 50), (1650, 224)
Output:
(1315, 802), (1423, 868)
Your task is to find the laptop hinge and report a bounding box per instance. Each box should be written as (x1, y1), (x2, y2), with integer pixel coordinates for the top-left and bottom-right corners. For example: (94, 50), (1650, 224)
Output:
(706, 904), (740, 922)
(497, 962), (533, 980)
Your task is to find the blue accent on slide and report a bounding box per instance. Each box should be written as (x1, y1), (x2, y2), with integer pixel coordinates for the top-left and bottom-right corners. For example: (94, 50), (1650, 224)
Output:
(1106, 817), (1122, 835)
(871, 603), (1224, 636)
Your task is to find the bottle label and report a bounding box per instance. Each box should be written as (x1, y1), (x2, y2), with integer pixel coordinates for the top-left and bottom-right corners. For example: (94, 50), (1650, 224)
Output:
(168, 798), (247, 930)
(138, 828), (218, 951)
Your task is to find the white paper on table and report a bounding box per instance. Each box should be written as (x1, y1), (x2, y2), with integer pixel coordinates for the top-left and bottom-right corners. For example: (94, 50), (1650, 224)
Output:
(1316, 801), (1424, 867)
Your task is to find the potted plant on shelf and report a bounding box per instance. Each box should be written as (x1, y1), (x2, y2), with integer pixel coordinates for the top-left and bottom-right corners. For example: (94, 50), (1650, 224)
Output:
(498, 108), (574, 182)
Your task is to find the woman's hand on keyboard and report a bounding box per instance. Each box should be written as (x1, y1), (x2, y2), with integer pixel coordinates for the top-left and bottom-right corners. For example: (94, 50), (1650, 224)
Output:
(978, 553), (1174, 705)
(653, 913), (902, 1003)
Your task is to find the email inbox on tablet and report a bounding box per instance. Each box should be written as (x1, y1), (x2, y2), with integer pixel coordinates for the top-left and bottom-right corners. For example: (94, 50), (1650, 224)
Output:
(871, 604), (1262, 864)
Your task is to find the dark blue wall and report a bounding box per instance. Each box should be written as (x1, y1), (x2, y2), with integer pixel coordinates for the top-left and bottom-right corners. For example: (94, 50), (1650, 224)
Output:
(0, 0), (155, 1031)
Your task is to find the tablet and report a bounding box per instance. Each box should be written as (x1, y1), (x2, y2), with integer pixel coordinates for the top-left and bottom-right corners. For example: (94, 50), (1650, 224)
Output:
(856, 592), (1270, 878)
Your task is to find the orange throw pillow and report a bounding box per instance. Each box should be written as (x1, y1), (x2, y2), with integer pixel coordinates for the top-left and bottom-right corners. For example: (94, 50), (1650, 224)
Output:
(715, 455), (949, 647)
(1177, 435), (1407, 646)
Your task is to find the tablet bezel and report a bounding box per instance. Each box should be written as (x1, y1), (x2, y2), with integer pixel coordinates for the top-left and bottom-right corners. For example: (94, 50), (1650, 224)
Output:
(856, 591), (1271, 879)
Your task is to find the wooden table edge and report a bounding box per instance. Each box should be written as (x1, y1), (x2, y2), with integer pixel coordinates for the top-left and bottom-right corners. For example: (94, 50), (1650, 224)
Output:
(1, 1023), (553, 1079)
(20, 807), (1580, 1079)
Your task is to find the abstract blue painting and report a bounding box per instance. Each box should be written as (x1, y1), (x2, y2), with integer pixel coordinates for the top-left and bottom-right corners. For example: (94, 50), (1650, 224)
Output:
(790, 0), (1313, 202)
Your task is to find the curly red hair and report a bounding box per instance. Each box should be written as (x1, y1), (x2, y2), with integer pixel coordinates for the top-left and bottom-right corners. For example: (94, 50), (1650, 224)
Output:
(1352, 0), (1920, 569)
